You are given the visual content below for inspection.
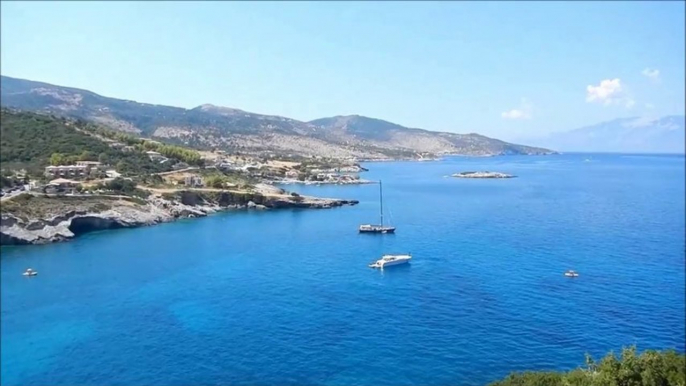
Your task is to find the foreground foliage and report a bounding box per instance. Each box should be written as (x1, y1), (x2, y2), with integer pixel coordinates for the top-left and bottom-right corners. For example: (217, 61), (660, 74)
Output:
(489, 346), (685, 386)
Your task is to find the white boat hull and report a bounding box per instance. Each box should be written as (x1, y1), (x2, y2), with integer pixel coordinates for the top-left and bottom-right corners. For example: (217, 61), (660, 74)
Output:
(381, 259), (409, 267)
(369, 254), (412, 269)
(359, 225), (396, 234)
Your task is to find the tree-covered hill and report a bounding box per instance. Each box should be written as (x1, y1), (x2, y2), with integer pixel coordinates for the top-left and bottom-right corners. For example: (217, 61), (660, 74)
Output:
(0, 109), (201, 178)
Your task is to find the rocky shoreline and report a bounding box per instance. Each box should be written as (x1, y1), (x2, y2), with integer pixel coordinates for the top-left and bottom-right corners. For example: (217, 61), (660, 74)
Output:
(0, 192), (358, 246)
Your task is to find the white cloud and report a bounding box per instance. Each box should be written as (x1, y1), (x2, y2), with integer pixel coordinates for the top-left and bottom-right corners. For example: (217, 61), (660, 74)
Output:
(645, 103), (655, 110)
(642, 68), (660, 82)
(501, 98), (532, 120)
(586, 78), (635, 108)
(501, 109), (529, 119)
(586, 78), (622, 104)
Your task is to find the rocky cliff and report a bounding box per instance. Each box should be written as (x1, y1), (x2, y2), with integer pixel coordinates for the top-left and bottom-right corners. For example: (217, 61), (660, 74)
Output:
(0, 192), (358, 246)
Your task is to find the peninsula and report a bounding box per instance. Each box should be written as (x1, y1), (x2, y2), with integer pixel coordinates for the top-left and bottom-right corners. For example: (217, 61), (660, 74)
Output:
(0, 110), (358, 246)
(1, 190), (357, 245)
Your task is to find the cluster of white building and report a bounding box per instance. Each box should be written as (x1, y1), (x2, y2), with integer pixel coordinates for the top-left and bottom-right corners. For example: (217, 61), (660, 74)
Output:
(44, 161), (101, 179)
(214, 158), (261, 172)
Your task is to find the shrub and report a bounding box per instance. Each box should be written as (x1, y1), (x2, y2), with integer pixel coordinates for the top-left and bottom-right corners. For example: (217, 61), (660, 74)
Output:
(104, 177), (137, 194)
(204, 174), (228, 189)
(488, 346), (685, 386)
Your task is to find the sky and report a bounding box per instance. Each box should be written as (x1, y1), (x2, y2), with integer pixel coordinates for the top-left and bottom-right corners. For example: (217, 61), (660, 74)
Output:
(1, 1), (684, 141)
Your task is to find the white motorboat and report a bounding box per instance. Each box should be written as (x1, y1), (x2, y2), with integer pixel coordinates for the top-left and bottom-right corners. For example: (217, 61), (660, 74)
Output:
(368, 254), (412, 269)
(23, 268), (37, 277)
(564, 270), (579, 278)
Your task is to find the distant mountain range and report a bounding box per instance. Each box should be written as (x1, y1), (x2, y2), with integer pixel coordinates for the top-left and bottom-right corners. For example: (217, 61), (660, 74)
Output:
(0, 75), (553, 159)
(525, 116), (685, 154)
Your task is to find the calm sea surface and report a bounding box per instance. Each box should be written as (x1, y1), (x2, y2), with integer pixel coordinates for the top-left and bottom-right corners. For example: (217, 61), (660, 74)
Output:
(1, 153), (684, 386)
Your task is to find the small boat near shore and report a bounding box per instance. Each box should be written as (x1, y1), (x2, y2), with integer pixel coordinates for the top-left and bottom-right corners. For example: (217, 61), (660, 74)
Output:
(369, 254), (412, 269)
(564, 270), (579, 278)
(22, 268), (37, 277)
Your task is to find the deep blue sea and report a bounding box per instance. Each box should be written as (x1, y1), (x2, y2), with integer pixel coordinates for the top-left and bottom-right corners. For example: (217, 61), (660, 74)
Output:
(2, 153), (684, 386)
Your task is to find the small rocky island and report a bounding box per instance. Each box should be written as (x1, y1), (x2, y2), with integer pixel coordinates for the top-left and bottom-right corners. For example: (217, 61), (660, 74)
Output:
(451, 171), (515, 179)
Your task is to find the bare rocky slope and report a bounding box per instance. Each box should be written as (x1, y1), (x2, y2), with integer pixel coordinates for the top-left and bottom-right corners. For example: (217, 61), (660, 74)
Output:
(1, 75), (554, 159)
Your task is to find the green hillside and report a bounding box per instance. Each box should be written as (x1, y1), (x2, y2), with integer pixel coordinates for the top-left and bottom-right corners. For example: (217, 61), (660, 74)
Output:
(0, 109), (182, 177)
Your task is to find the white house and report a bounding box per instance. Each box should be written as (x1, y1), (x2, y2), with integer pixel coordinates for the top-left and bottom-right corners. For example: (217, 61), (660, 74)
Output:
(105, 170), (121, 178)
(184, 176), (203, 187)
(146, 151), (166, 162)
(45, 165), (89, 178)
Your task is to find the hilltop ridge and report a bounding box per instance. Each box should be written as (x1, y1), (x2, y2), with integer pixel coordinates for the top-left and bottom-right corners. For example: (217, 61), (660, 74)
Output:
(0, 75), (555, 159)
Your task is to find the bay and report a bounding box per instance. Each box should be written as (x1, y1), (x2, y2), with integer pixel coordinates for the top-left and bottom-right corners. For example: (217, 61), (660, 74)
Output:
(1, 153), (684, 386)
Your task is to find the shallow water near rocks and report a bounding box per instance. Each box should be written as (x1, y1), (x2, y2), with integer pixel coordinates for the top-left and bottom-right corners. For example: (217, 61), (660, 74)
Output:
(1, 153), (684, 385)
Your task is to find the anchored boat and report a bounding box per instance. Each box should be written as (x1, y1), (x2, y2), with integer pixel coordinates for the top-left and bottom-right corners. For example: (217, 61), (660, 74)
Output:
(359, 180), (396, 234)
(564, 270), (579, 277)
(23, 268), (37, 277)
(368, 254), (412, 269)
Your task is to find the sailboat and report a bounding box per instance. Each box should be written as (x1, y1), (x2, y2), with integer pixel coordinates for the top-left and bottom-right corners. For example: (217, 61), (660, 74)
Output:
(359, 180), (396, 234)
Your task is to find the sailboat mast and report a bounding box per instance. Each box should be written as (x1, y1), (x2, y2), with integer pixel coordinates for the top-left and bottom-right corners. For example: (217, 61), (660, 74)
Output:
(379, 180), (383, 226)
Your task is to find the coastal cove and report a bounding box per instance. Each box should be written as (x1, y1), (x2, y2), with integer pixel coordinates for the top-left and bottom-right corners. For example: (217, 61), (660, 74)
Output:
(1, 153), (684, 386)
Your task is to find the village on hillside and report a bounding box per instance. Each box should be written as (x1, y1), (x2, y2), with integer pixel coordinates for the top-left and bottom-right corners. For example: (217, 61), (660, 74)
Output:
(0, 110), (372, 202)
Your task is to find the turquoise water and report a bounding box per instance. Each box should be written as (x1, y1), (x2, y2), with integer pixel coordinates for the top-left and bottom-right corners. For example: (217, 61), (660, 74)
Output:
(1, 153), (684, 386)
